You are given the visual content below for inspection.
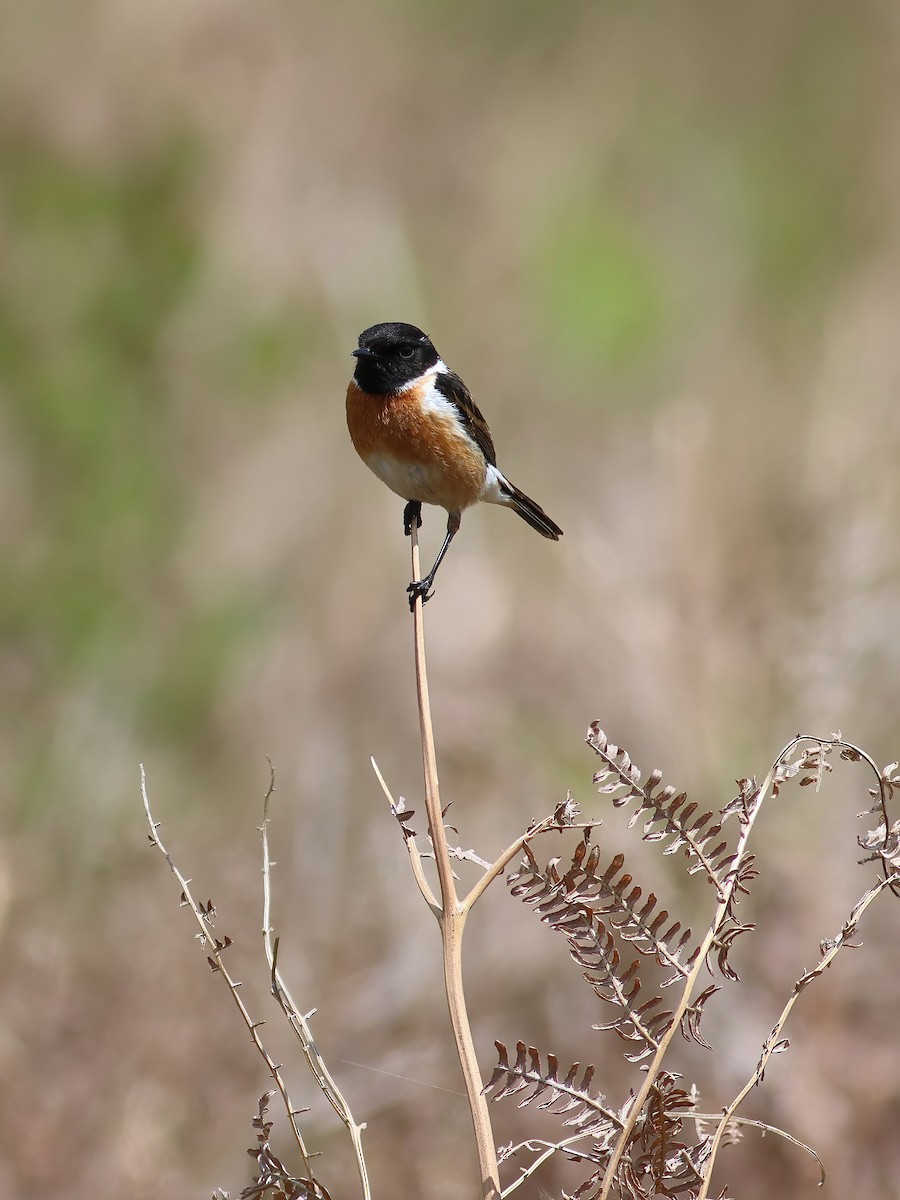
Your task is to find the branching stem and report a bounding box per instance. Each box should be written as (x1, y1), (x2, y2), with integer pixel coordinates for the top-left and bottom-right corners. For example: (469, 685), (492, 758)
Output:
(596, 734), (796, 1200)
(409, 526), (501, 1200)
(500, 1130), (601, 1197)
(695, 735), (898, 1197)
(140, 766), (315, 1179)
(696, 871), (898, 1198)
(371, 756), (441, 916)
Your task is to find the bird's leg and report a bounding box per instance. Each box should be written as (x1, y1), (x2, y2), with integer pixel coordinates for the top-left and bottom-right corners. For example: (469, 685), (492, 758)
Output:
(407, 511), (461, 611)
(403, 500), (423, 537)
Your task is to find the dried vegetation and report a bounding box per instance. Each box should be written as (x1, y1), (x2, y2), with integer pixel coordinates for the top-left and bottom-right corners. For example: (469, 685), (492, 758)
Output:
(144, 535), (900, 1198)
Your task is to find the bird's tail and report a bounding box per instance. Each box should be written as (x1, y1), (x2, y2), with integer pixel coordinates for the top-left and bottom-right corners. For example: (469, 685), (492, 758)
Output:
(500, 479), (563, 540)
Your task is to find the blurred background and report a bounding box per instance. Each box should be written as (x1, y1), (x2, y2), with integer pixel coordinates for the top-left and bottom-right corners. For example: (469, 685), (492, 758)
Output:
(2, 1), (900, 1197)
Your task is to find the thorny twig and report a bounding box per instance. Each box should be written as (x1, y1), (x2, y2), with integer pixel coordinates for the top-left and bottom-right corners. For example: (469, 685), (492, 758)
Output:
(260, 768), (372, 1200)
(697, 870), (899, 1198)
(141, 765), (315, 1180)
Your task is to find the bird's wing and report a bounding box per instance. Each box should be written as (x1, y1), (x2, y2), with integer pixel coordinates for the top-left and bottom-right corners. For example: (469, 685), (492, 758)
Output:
(434, 371), (497, 466)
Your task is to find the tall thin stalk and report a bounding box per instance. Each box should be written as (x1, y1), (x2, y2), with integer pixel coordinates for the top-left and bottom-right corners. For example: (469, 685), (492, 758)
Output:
(408, 527), (501, 1200)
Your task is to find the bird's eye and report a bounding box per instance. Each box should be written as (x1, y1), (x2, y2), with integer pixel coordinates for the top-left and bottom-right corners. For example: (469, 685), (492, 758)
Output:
(398, 345), (415, 359)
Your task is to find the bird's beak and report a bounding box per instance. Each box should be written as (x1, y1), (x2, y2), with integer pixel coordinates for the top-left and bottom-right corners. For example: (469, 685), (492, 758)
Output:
(352, 347), (376, 359)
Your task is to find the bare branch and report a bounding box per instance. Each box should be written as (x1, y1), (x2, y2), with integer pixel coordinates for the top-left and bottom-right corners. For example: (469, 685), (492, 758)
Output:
(242, 1092), (333, 1199)
(696, 870), (899, 1199)
(140, 764), (316, 1181)
(462, 811), (561, 913)
(498, 1129), (611, 1198)
(260, 770), (372, 1200)
(371, 756), (440, 916)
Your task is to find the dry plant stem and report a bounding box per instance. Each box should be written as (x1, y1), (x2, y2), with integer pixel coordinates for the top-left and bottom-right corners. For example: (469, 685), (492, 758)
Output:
(409, 527), (502, 1200)
(260, 771), (372, 1200)
(697, 1117), (823, 1179)
(371, 756), (440, 916)
(596, 735), (802, 1200)
(500, 1130), (601, 1198)
(695, 733), (897, 1197)
(140, 765), (314, 1179)
(372, 753), (556, 918)
(595, 732), (891, 1200)
(696, 869), (899, 1200)
(462, 818), (558, 912)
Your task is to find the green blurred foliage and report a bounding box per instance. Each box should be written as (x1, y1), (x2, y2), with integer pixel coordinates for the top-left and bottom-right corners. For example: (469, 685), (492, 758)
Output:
(0, 135), (198, 671)
(234, 316), (312, 395)
(736, 33), (874, 327)
(533, 197), (671, 376)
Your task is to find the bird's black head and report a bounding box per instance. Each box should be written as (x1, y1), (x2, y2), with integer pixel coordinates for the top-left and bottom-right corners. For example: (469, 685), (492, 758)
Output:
(352, 322), (440, 395)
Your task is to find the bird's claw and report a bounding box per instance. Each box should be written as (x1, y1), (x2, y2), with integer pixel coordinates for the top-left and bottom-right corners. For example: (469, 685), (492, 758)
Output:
(407, 580), (434, 611)
(403, 501), (423, 537)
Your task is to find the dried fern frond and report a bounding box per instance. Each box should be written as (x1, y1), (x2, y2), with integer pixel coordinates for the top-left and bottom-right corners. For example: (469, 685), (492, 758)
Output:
(631, 1072), (700, 1197)
(485, 1040), (621, 1137)
(587, 725), (735, 888)
(857, 756), (900, 876)
(561, 1074), (713, 1200)
(550, 834), (701, 985)
(860, 815), (900, 872)
(771, 740), (834, 797)
(508, 846), (689, 1059)
(238, 1094), (332, 1200)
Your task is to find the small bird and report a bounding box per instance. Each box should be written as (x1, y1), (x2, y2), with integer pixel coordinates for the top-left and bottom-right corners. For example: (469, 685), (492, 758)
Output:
(346, 322), (562, 609)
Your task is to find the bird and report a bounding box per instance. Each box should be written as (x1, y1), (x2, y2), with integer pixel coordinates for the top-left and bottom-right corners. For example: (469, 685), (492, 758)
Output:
(346, 322), (562, 610)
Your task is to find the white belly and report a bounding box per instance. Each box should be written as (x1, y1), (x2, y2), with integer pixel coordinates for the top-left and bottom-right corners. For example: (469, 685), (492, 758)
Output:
(365, 453), (443, 503)
(365, 450), (488, 511)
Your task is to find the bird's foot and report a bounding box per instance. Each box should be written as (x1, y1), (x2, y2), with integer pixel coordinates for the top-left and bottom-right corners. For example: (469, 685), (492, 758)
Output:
(403, 500), (423, 537)
(407, 578), (434, 612)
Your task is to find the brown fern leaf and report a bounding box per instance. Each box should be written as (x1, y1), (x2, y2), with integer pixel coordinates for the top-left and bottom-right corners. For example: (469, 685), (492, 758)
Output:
(508, 844), (568, 908)
(707, 918), (753, 982)
(560, 836), (702, 986)
(632, 1072), (694, 1196)
(692, 855), (760, 981)
(857, 753), (900, 878)
(772, 741), (835, 798)
(485, 1040), (621, 1136)
(567, 1076), (710, 1200)
(572, 1156), (672, 1200)
(508, 847), (677, 1059)
(723, 853), (759, 909)
(571, 1153), (713, 1200)
(722, 775), (756, 817)
(587, 724), (735, 887)
(238, 1093), (331, 1200)
(570, 1168), (608, 1199)
(680, 984), (719, 1049)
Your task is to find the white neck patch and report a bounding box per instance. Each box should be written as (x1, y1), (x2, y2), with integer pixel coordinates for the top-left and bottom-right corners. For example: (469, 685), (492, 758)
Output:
(395, 359), (448, 393)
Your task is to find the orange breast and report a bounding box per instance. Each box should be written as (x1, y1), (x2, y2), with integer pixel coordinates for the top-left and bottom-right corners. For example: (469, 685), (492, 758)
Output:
(346, 379), (486, 511)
